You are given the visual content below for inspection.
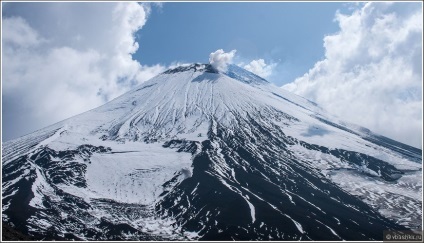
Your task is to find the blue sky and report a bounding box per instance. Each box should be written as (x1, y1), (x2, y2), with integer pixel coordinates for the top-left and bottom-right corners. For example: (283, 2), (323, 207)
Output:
(2, 2), (422, 148)
(135, 2), (349, 85)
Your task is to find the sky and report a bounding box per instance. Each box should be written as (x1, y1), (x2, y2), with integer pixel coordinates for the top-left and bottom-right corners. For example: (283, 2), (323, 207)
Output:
(1, 1), (423, 149)
(133, 2), (348, 84)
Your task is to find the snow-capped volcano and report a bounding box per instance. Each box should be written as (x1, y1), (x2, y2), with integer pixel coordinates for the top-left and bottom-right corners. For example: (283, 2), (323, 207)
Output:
(2, 63), (422, 240)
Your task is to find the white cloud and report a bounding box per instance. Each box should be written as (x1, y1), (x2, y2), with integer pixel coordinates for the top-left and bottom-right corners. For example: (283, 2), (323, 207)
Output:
(208, 49), (277, 79)
(283, 2), (422, 148)
(209, 49), (236, 72)
(2, 16), (45, 48)
(243, 59), (277, 78)
(2, 2), (166, 140)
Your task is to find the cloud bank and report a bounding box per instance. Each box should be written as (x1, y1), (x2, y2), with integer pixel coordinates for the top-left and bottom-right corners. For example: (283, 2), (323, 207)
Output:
(2, 2), (165, 140)
(283, 2), (422, 148)
(209, 49), (236, 72)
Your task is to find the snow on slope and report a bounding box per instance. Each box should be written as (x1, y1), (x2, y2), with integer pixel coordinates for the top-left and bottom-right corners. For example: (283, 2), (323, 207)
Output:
(31, 63), (415, 165)
(53, 139), (193, 205)
(2, 63), (422, 240)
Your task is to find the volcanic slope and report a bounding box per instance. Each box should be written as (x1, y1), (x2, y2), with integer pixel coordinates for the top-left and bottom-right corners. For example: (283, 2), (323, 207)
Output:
(2, 64), (422, 240)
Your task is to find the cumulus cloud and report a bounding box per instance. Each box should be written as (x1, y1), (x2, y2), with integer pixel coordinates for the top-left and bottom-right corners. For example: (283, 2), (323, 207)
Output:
(2, 2), (166, 140)
(283, 2), (422, 148)
(209, 49), (236, 72)
(208, 49), (277, 78)
(2, 16), (45, 47)
(243, 59), (277, 78)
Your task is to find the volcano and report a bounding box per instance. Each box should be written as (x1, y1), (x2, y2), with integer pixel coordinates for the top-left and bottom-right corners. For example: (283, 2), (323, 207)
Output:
(2, 63), (422, 240)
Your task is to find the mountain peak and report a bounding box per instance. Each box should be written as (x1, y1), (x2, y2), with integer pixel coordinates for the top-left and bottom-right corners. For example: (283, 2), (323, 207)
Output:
(163, 63), (217, 74)
(2, 56), (421, 241)
(162, 63), (269, 85)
